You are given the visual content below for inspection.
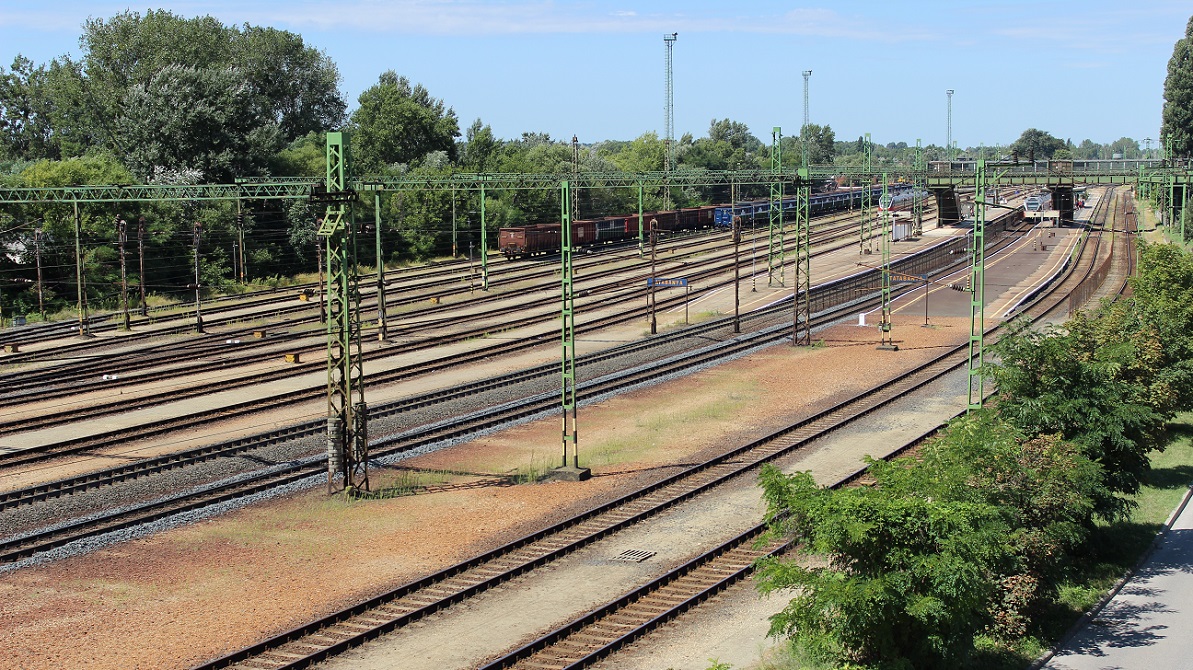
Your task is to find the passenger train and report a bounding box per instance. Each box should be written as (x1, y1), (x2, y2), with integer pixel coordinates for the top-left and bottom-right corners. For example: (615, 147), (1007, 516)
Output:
(1023, 191), (1053, 215)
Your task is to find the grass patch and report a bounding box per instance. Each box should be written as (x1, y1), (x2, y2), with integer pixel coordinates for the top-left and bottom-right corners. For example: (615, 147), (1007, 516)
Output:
(358, 468), (455, 498)
(580, 383), (753, 469)
(511, 450), (560, 484)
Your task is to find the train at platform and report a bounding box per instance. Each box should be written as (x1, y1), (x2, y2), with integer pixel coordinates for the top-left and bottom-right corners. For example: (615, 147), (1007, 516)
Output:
(498, 184), (920, 259)
(1023, 191), (1053, 214)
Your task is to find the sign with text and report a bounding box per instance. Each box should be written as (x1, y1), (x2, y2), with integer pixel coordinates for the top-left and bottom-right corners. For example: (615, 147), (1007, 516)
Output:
(647, 278), (688, 287)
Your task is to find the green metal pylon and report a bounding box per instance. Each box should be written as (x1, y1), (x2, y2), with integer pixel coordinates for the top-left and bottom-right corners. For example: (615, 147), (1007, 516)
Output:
(859, 133), (873, 253)
(374, 192), (388, 341)
(480, 180), (489, 290)
(316, 131), (369, 493)
(793, 166), (812, 345)
(768, 127), (785, 287)
(878, 177), (896, 350)
(967, 158), (988, 412)
(913, 139), (925, 237)
(559, 180), (578, 469)
(637, 184), (645, 256)
(1183, 179), (1189, 242)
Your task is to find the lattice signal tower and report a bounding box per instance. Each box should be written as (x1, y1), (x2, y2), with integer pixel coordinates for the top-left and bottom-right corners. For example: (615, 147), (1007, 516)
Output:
(768, 127), (785, 287)
(316, 132), (369, 493)
(913, 139), (925, 237)
(859, 133), (874, 253)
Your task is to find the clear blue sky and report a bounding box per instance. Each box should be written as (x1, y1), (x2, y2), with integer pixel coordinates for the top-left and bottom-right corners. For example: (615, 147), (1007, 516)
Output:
(1, 1), (1189, 150)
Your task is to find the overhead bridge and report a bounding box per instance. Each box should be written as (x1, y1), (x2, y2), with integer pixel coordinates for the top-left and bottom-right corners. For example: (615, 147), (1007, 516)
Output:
(927, 158), (1191, 226)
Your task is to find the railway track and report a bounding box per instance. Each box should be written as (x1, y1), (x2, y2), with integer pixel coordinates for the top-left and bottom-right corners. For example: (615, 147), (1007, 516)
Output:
(0, 211), (943, 459)
(196, 336), (984, 670)
(475, 203), (1131, 670)
(0, 251), (493, 351)
(0, 213), (985, 509)
(186, 198), (1114, 670)
(0, 209), (806, 360)
(0, 276), (918, 563)
(1, 211), (1015, 565)
(207, 223), (1109, 670)
(0, 207), (880, 409)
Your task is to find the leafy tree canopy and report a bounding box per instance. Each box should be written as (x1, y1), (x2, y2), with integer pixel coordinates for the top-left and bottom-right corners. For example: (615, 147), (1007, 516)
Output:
(757, 466), (1008, 670)
(0, 56), (55, 160)
(116, 64), (282, 182)
(350, 71), (460, 172)
(1009, 128), (1066, 161)
(1162, 15), (1193, 157)
(0, 9), (345, 173)
(989, 318), (1165, 503)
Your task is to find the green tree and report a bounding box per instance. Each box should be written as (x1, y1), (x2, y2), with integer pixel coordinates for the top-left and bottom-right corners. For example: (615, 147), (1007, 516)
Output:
(235, 26), (347, 141)
(1009, 128), (1065, 161)
(685, 119), (760, 172)
(0, 56), (56, 160)
(350, 71), (460, 172)
(1097, 241), (1193, 414)
(116, 65), (282, 182)
(460, 119), (500, 172)
(270, 132), (327, 178)
(1162, 15), (1193, 157)
(1074, 139), (1102, 159)
(1108, 137), (1141, 159)
(896, 411), (1107, 637)
(756, 467), (1008, 669)
(989, 318), (1165, 506)
(22, 10), (344, 169)
(801, 123), (837, 164)
(708, 118), (763, 154)
(604, 131), (665, 172)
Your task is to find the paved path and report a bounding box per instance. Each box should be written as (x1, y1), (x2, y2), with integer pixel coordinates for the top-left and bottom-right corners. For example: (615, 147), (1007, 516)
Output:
(1044, 490), (1193, 670)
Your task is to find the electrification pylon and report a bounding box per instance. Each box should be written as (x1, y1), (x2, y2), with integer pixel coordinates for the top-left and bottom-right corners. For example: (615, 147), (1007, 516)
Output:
(560, 179), (577, 465)
(768, 127), (785, 287)
(571, 135), (581, 225)
(793, 166), (811, 345)
(859, 133), (873, 253)
(913, 139), (925, 237)
(877, 177), (896, 350)
(316, 131), (369, 493)
(967, 158), (988, 411)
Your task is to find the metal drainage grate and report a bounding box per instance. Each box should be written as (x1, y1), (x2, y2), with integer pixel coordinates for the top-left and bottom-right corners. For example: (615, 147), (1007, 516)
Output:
(611, 549), (657, 563)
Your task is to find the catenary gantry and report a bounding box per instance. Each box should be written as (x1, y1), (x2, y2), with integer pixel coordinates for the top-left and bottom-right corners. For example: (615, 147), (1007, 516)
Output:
(3, 154), (1190, 487)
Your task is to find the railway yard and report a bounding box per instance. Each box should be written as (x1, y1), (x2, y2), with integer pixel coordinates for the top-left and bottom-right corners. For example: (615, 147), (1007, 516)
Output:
(0, 186), (1142, 669)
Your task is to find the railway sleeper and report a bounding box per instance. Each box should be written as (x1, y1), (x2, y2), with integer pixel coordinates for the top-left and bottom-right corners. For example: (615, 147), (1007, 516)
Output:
(260, 650), (309, 661)
(518, 661), (566, 670)
(352, 615), (394, 626)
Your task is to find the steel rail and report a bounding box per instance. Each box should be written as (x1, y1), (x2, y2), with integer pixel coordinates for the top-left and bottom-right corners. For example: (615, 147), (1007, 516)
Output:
(0, 210), (912, 459)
